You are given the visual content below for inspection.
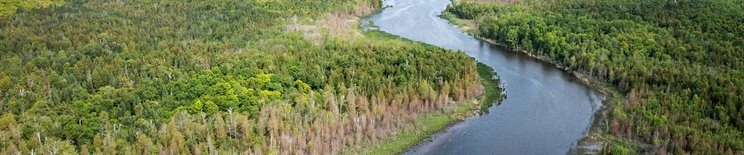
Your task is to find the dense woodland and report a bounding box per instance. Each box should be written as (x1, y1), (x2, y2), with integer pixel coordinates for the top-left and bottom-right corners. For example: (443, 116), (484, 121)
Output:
(448, 0), (744, 154)
(0, 0), (65, 16)
(0, 0), (489, 154)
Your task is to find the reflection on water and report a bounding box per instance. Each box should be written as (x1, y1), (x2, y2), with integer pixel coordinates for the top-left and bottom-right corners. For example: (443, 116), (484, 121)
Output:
(364, 0), (603, 154)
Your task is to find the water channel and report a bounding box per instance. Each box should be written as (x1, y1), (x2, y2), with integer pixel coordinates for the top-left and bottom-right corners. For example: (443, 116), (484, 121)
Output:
(363, 0), (604, 154)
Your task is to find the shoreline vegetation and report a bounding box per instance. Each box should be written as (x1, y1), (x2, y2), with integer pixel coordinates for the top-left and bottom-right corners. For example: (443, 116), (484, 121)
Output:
(345, 4), (506, 154)
(344, 61), (505, 154)
(445, 0), (744, 154)
(441, 6), (623, 155)
(0, 0), (505, 154)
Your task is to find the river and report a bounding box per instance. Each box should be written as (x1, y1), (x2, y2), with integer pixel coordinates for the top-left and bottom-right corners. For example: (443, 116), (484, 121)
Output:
(362, 0), (604, 154)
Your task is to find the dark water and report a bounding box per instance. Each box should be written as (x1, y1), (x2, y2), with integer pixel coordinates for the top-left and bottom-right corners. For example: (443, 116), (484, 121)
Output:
(363, 0), (603, 154)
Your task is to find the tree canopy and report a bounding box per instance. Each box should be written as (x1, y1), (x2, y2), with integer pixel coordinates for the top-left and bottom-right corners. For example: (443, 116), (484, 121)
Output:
(448, 0), (744, 153)
(0, 0), (489, 154)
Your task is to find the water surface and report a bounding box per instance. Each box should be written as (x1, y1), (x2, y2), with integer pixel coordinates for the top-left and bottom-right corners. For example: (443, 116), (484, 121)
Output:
(364, 0), (603, 154)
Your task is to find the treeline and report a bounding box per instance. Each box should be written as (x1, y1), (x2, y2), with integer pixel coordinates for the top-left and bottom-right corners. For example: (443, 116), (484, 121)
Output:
(0, 0), (487, 154)
(447, 0), (744, 154)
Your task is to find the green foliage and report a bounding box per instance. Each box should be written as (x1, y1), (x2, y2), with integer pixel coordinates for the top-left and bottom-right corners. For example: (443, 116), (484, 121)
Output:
(476, 62), (504, 113)
(449, 0), (744, 153)
(0, 0), (487, 154)
(0, 0), (64, 16)
(610, 144), (634, 155)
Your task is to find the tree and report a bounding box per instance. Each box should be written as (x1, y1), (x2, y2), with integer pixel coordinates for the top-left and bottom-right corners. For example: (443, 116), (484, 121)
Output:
(136, 134), (155, 155)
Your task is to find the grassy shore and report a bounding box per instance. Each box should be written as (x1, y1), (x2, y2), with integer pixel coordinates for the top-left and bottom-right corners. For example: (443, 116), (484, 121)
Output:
(476, 62), (505, 113)
(344, 62), (504, 154)
(355, 99), (481, 154)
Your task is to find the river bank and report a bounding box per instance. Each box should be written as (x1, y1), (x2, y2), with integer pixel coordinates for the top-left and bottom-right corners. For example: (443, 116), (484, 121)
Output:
(440, 7), (624, 154)
(343, 62), (503, 154)
(337, 2), (505, 154)
(368, 0), (603, 154)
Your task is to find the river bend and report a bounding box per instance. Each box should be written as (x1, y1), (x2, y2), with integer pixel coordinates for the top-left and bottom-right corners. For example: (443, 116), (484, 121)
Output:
(364, 0), (604, 154)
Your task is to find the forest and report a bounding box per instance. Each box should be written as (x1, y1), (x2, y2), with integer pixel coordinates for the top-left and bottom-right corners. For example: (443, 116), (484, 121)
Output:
(0, 0), (496, 154)
(447, 0), (744, 154)
(0, 0), (64, 16)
